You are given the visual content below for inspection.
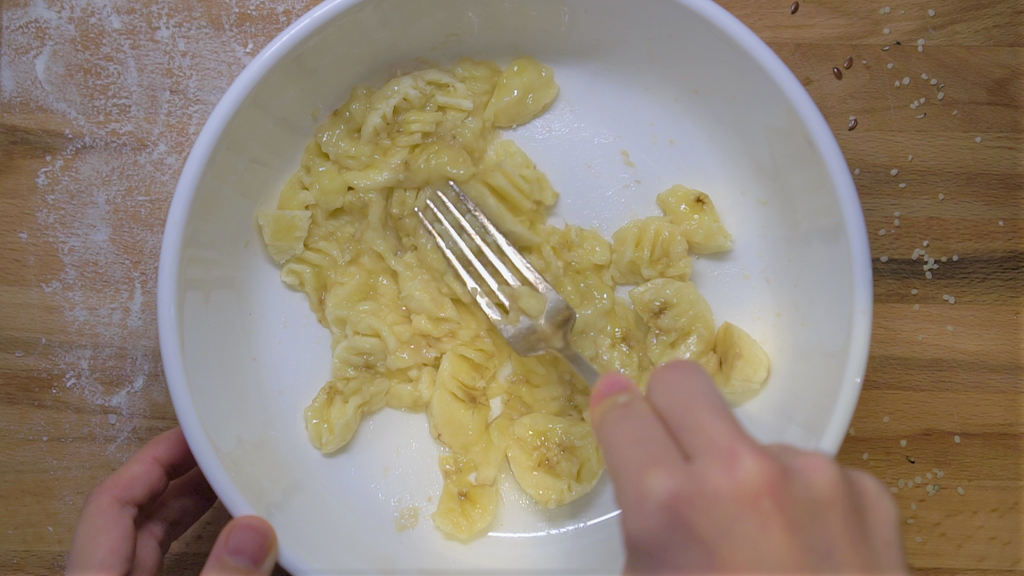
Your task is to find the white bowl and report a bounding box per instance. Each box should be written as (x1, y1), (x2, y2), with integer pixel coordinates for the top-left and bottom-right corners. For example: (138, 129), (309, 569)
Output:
(158, 0), (873, 572)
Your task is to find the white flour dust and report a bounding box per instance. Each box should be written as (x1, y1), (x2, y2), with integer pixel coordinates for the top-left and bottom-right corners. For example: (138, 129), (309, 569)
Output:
(2, 0), (315, 453)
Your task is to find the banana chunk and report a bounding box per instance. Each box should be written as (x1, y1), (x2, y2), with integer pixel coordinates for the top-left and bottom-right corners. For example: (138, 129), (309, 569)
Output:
(432, 453), (498, 540)
(712, 322), (770, 392)
(629, 278), (717, 366)
(506, 413), (603, 508)
(657, 185), (733, 254)
(485, 57), (559, 128)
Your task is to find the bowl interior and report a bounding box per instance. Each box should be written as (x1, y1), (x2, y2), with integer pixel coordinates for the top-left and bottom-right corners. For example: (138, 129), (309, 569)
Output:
(163, 0), (871, 572)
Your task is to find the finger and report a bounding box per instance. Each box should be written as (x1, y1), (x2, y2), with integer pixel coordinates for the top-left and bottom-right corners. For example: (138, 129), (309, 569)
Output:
(645, 361), (756, 461)
(67, 427), (197, 576)
(132, 467), (219, 576)
(200, 516), (278, 576)
(590, 373), (689, 513)
(847, 469), (906, 571)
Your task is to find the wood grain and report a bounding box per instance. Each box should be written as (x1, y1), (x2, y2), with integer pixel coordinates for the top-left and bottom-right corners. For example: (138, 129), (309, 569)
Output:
(1, 0), (1021, 574)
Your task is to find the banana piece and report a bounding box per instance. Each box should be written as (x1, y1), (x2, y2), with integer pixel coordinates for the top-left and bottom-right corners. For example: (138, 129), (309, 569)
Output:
(506, 413), (603, 508)
(611, 217), (693, 284)
(485, 57), (559, 128)
(427, 346), (496, 453)
(629, 279), (717, 366)
(257, 209), (311, 264)
(305, 377), (389, 453)
(432, 453), (499, 540)
(657, 185), (733, 254)
(712, 322), (770, 392)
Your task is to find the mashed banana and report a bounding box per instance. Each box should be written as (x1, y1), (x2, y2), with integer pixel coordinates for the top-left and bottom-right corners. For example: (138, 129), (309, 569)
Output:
(259, 57), (769, 540)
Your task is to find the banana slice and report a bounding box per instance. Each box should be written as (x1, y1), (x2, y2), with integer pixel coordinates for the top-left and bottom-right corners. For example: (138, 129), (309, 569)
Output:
(427, 347), (495, 453)
(432, 453), (499, 540)
(506, 413), (603, 508)
(305, 377), (389, 453)
(657, 185), (733, 254)
(573, 299), (651, 382)
(485, 57), (559, 128)
(610, 216), (693, 284)
(712, 322), (770, 392)
(629, 278), (717, 366)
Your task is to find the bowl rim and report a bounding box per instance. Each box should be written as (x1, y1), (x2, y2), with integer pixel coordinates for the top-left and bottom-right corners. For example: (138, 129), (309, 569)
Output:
(156, 0), (873, 572)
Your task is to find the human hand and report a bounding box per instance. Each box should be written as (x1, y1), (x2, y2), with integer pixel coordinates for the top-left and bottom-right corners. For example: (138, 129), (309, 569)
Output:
(590, 362), (906, 575)
(67, 427), (278, 576)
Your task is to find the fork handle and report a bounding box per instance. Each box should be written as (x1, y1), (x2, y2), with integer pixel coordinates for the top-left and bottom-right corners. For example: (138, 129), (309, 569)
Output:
(557, 348), (600, 387)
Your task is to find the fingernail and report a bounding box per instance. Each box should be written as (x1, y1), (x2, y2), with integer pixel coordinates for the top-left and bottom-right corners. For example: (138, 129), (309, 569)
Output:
(224, 519), (274, 570)
(590, 373), (637, 409)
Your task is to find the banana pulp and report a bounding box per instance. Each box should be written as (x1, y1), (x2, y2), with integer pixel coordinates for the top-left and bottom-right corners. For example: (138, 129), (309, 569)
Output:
(258, 57), (770, 540)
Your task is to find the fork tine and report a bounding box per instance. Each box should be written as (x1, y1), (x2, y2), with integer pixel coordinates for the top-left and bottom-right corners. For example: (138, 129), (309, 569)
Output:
(424, 196), (511, 310)
(433, 186), (523, 291)
(444, 181), (553, 294)
(416, 202), (505, 324)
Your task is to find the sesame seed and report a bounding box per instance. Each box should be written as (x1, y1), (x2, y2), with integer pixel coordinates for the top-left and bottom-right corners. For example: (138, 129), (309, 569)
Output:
(883, 46), (891, 51)
(941, 256), (947, 262)
(926, 473), (933, 480)
(854, 168), (861, 175)
(957, 486), (965, 496)
(907, 155), (913, 162)
(926, 484), (933, 491)
(938, 92), (945, 100)
(943, 294), (950, 301)
(885, 6), (891, 13)
(900, 439), (907, 447)
(917, 113), (927, 119)
(922, 73), (929, 80)
(947, 326), (955, 332)
(937, 471), (945, 478)
(921, 97), (927, 104)
(898, 478), (906, 488)
(907, 481), (914, 488)
(999, 220), (1005, 227)
(926, 271), (933, 279)
(884, 28), (891, 35)
(923, 240), (929, 247)
(915, 476), (923, 483)
(883, 416), (891, 422)
(903, 76), (912, 85)
(879, 229), (887, 236)
(895, 80), (901, 87)
(891, 487), (899, 493)
(918, 38), (926, 45)
(912, 249), (921, 260)
(928, 8), (936, 16)
(931, 79), (938, 85)
(911, 502), (918, 510)
(899, 183), (907, 188)
(863, 452), (870, 460)
(918, 45), (924, 52)
(917, 334), (924, 340)
(862, 60), (868, 65)
(880, 255), (890, 262)
(949, 296), (956, 304)
(953, 110), (958, 115)
(911, 289), (918, 295)
(849, 427), (855, 435)
(916, 537), (923, 543)
(911, 103), (918, 110)
(976, 137), (983, 143)
(895, 219), (901, 226)
(939, 193), (945, 200)
(953, 255), (959, 261)
(891, 168), (899, 176)
(895, 211), (901, 217)
(887, 63), (895, 69)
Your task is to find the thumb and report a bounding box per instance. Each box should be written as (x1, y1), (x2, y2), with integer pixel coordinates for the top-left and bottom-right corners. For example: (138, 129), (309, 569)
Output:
(200, 516), (278, 576)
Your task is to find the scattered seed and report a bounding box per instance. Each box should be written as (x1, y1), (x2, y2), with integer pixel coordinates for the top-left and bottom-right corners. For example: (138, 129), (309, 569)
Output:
(899, 183), (907, 188)
(885, 6), (891, 13)
(891, 487), (899, 493)
(896, 80), (901, 87)
(791, 1), (800, 14)
(949, 296), (956, 304)
(916, 536), (924, 543)
(937, 471), (945, 478)
(894, 219), (901, 226)
(849, 427), (855, 435)
(922, 73), (929, 80)
(882, 46), (891, 51)
(834, 67), (844, 80)
(879, 229), (887, 236)
(883, 416), (891, 422)
(862, 59), (868, 65)
(953, 110), (958, 115)
(854, 168), (861, 175)
(884, 28), (891, 35)
(917, 333), (924, 339)
(999, 220), (1005, 227)
(918, 38), (926, 46)
(887, 62), (895, 69)
(903, 76), (912, 85)
(937, 92), (945, 100)
(943, 294), (950, 301)
(844, 56), (854, 70)
(863, 452), (870, 460)
(907, 481), (914, 489)
(952, 255), (959, 261)
(926, 271), (933, 279)
(947, 325), (955, 332)
(941, 257), (947, 263)
(928, 9), (936, 16)
(894, 211), (901, 217)
(931, 79), (939, 86)
(955, 434), (961, 443)
(911, 289), (918, 295)
(939, 193), (945, 200)
(908, 155), (914, 162)
(898, 478), (906, 488)
(849, 118), (858, 131)
(907, 456), (916, 464)
(926, 473), (933, 480)
(923, 240), (929, 247)
(918, 45), (924, 52)
(880, 255), (890, 263)
(915, 476), (923, 483)
(900, 439), (907, 447)
(957, 486), (965, 496)
(921, 97), (927, 104)
(891, 168), (899, 176)
(976, 137), (983, 143)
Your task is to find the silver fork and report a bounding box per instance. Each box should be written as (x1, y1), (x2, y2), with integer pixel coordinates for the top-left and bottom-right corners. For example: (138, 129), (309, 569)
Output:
(415, 181), (601, 386)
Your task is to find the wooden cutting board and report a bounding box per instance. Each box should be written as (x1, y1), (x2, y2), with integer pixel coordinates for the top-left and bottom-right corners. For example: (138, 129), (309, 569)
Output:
(1, 0), (1020, 573)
